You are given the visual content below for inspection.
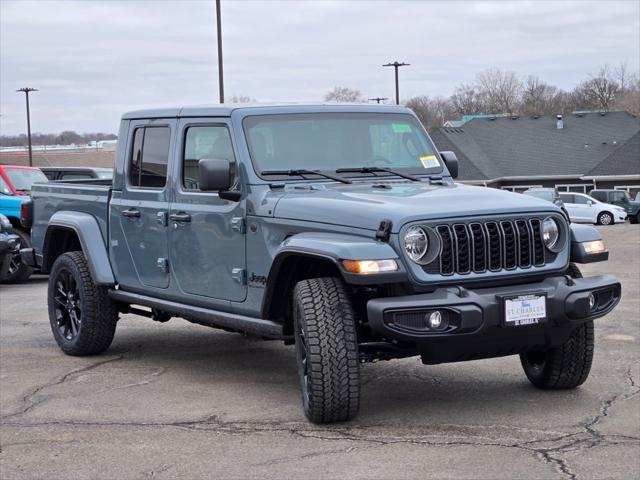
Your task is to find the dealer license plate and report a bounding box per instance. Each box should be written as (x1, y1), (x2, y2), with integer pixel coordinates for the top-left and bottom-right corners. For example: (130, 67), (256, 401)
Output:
(504, 294), (547, 327)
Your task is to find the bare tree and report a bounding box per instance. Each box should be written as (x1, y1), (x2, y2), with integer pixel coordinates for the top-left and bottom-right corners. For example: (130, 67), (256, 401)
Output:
(450, 84), (486, 115)
(520, 76), (563, 115)
(405, 95), (455, 128)
(324, 86), (365, 103)
(476, 68), (522, 114)
(575, 65), (620, 111)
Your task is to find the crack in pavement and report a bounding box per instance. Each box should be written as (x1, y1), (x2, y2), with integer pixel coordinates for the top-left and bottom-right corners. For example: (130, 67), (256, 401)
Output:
(0, 354), (126, 421)
(94, 366), (167, 394)
(1, 356), (638, 480)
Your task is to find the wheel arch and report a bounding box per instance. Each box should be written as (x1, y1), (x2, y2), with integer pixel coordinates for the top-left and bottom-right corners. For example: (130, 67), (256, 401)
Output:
(43, 211), (115, 285)
(262, 251), (343, 335)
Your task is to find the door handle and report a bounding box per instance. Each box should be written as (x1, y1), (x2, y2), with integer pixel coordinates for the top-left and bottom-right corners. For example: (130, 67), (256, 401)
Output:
(122, 208), (141, 218)
(169, 212), (191, 223)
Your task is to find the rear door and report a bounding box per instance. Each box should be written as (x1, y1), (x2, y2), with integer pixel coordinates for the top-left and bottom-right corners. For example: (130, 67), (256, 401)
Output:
(168, 119), (246, 302)
(109, 119), (175, 290)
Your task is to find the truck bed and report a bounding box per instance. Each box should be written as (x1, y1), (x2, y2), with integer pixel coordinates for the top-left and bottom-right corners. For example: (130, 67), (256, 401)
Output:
(30, 180), (112, 256)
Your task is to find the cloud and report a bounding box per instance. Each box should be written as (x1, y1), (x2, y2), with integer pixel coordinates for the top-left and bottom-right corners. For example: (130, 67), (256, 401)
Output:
(1, 0), (638, 134)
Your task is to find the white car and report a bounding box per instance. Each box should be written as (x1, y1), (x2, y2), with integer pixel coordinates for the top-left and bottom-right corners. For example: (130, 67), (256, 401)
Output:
(558, 192), (627, 225)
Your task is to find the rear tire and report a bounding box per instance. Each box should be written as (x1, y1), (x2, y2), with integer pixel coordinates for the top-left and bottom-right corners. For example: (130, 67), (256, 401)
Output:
(520, 263), (594, 389)
(48, 251), (118, 356)
(0, 228), (33, 284)
(597, 211), (613, 225)
(293, 277), (360, 423)
(630, 214), (638, 224)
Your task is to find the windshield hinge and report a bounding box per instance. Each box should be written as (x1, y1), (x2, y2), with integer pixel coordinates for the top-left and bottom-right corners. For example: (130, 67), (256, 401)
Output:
(376, 219), (393, 242)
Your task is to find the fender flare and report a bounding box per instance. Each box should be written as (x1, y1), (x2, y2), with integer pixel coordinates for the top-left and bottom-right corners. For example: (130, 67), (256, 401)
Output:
(261, 232), (406, 318)
(44, 211), (115, 285)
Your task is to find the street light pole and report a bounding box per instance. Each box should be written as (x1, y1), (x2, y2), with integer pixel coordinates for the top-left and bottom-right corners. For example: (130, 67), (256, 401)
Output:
(382, 61), (409, 105)
(216, 0), (224, 103)
(17, 87), (38, 167)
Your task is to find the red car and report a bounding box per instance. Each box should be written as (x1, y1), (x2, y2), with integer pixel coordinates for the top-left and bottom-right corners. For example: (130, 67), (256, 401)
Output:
(0, 165), (48, 196)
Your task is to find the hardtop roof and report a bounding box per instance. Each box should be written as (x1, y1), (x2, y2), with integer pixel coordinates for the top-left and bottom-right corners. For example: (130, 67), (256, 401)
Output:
(122, 103), (412, 120)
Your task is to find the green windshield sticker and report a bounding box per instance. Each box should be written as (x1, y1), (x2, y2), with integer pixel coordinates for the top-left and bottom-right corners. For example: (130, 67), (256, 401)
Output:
(420, 155), (440, 169)
(392, 123), (412, 133)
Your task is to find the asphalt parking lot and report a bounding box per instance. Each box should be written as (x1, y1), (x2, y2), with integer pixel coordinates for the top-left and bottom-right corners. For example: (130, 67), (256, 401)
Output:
(1, 224), (638, 480)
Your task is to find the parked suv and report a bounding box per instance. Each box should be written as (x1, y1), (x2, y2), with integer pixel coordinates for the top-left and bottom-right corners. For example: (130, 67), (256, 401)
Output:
(523, 187), (564, 207)
(559, 192), (627, 225)
(22, 105), (621, 423)
(589, 189), (640, 224)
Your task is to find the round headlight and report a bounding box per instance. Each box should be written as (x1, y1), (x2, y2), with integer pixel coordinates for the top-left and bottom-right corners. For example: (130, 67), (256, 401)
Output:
(404, 226), (429, 262)
(542, 217), (560, 250)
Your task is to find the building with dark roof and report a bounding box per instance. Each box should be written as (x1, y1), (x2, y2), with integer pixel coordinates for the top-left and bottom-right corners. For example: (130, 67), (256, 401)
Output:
(430, 111), (640, 195)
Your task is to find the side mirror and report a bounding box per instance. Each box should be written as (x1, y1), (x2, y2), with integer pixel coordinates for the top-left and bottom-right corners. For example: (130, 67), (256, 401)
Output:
(587, 200), (593, 206)
(198, 159), (241, 201)
(439, 151), (459, 179)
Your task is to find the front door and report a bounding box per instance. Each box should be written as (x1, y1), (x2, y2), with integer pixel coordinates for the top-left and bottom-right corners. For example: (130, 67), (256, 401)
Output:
(110, 119), (175, 290)
(168, 119), (246, 302)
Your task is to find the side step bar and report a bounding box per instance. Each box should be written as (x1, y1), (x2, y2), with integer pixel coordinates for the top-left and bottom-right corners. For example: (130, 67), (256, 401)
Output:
(108, 290), (285, 339)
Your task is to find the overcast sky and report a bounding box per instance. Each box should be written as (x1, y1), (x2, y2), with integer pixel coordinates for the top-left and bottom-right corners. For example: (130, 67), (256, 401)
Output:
(1, 0), (638, 135)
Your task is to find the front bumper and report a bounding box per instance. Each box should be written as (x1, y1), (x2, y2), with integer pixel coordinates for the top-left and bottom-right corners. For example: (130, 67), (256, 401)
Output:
(367, 274), (621, 364)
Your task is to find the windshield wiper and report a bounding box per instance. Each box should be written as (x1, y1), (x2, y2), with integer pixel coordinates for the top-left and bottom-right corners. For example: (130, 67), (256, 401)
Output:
(261, 169), (352, 184)
(335, 167), (420, 182)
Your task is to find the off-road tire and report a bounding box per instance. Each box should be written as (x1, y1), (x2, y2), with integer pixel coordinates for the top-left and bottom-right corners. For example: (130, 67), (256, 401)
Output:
(520, 263), (594, 389)
(0, 228), (33, 284)
(597, 211), (614, 225)
(293, 277), (360, 423)
(48, 251), (118, 356)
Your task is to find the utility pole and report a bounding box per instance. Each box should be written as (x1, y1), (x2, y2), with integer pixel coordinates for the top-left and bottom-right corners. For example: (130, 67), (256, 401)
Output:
(17, 87), (38, 167)
(368, 97), (389, 104)
(382, 61), (409, 105)
(216, 0), (224, 103)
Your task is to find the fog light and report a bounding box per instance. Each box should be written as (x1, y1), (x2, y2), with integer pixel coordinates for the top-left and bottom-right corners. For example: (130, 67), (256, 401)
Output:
(427, 311), (442, 329)
(588, 293), (596, 310)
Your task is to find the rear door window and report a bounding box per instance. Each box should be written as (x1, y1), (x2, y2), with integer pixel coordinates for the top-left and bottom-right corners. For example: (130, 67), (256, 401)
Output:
(129, 126), (171, 188)
(559, 193), (574, 203)
(590, 191), (606, 202)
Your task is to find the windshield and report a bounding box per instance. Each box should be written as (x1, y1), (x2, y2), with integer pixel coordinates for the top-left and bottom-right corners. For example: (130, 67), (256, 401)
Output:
(243, 113), (442, 178)
(4, 168), (48, 191)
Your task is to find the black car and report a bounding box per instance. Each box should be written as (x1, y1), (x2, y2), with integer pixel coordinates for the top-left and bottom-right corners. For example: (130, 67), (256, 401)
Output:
(0, 214), (21, 281)
(40, 167), (113, 181)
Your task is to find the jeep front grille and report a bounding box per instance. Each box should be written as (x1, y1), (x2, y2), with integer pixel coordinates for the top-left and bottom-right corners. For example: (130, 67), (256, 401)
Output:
(428, 218), (546, 275)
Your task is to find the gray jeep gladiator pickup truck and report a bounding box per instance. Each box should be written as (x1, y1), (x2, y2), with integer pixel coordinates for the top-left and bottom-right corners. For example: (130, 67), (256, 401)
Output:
(22, 104), (621, 423)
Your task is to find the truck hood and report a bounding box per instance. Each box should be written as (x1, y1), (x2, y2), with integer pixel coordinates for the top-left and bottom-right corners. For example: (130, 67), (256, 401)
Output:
(272, 182), (561, 232)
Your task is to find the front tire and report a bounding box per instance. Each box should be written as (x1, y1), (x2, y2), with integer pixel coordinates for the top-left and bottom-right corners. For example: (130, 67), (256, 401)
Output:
(293, 277), (360, 423)
(48, 251), (119, 356)
(597, 211), (614, 225)
(630, 214), (639, 224)
(520, 263), (594, 389)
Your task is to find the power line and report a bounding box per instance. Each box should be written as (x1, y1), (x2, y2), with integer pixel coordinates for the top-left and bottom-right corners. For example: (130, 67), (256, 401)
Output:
(216, 0), (224, 103)
(16, 87), (38, 167)
(382, 61), (410, 105)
